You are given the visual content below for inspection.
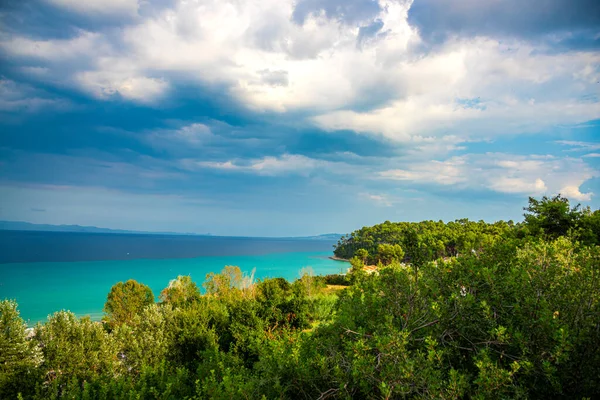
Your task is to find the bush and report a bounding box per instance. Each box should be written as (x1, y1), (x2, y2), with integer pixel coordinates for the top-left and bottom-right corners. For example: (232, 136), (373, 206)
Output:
(321, 274), (351, 286)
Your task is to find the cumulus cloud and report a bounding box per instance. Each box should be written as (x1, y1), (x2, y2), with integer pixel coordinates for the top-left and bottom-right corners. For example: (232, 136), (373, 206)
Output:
(380, 153), (597, 200)
(0, 31), (170, 103)
(0, 29), (172, 103)
(560, 185), (593, 201)
(76, 72), (169, 103)
(140, 122), (274, 159)
(183, 154), (334, 176)
(1, 0), (415, 110)
(142, 123), (214, 154)
(381, 156), (467, 185)
(3, 0), (597, 142)
(313, 38), (600, 141)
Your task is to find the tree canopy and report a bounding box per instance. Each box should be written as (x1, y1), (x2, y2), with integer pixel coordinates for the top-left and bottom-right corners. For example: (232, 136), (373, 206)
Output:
(160, 275), (201, 307)
(103, 279), (154, 328)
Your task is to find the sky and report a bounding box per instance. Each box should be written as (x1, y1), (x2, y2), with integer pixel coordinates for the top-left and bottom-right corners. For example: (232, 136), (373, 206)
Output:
(0, 0), (599, 236)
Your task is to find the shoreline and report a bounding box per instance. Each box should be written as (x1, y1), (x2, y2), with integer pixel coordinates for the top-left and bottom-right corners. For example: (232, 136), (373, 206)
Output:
(328, 256), (349, 262)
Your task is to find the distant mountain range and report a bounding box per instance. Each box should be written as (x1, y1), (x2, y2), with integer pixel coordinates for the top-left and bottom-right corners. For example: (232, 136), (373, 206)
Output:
(0, 220), (188, 235)
(0, 220), (343, 240)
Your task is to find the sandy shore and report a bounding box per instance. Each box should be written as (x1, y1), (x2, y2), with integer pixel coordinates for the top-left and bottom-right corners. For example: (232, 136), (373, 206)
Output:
(328, 256), (349, 262)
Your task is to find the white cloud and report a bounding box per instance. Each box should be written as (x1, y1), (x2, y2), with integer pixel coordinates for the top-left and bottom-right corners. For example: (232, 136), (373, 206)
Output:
(1, 31), (169, 104)
(76, 71), (169, 103)
(142, 122), (273, 156)
(381, 156), (467, 185)
(556, 140), (600, 152)
(312, 38), (600, 141)
(560, 185), (593, 201)
(185, 154), (330, 176)
(313, 96), (600, 141)
(1, 0), (597, 143)
(0, 32), (169, 104)
(380, 153), (597, 200)
(1, 0), (415, 110)
(489, 177), (547, 195)
(361, 192), (393, 207)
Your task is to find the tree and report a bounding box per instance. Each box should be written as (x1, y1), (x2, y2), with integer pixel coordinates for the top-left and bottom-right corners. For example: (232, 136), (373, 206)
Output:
(160, 275), (201, 308)
(103, 279), (154, 327)
(299, 267), (319, 297)
(0, 300), (42, 398)
(577, 208), (600, 246)
(35, 311), (122, 388)
(113, 303), (175, 373)
(523, 194), (580, 238)
(355, 248), (369, 264)
(377, 243), (404, 265)
(204, 265), (243, 297)
(204, 266), (256, 298)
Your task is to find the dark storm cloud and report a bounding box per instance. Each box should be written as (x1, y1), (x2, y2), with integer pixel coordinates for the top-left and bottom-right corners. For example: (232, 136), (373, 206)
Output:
(292, 0), (381, 25)
(409, 0), (600, 46)
(285, 129), (399, 160)
(0, 0), (181, 39)
(0, 0), (133, 40)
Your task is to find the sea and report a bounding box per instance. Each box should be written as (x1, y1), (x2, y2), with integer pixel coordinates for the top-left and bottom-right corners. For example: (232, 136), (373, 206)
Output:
(0, 230), (347, 326)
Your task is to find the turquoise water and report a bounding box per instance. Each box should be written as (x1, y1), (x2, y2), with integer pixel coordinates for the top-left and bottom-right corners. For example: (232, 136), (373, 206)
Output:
(0, 251), (348, 326)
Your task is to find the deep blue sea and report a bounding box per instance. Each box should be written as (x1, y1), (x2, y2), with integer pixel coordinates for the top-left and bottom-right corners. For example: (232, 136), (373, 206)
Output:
(0, 231), (347, 325)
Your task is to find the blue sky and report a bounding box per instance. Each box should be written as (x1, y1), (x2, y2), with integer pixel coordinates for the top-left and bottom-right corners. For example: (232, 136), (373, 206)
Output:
(0, 0), (599, 236)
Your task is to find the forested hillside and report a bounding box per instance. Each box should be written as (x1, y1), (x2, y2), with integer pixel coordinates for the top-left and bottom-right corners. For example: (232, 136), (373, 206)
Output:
(335, 194), (600, 265)
(2, 196), (600, 399)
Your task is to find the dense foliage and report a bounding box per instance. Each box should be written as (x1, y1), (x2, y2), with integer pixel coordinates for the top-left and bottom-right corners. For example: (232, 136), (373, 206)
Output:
(1, 196), (599, 399)
(334, 218), (513, 265)
(103, 279), (154, 328)
(334, 195), (600, 264)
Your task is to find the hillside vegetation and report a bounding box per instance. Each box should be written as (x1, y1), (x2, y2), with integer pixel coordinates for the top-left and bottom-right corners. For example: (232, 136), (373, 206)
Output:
(1, 195), (600, 399)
